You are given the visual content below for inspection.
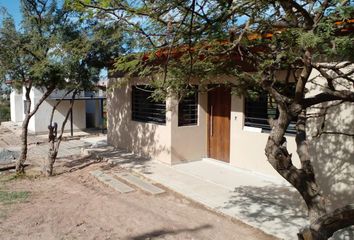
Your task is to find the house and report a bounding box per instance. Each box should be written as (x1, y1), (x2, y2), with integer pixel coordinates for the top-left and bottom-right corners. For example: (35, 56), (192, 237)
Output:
(107, 66), (353, 210)
(9, 85), (106, 134)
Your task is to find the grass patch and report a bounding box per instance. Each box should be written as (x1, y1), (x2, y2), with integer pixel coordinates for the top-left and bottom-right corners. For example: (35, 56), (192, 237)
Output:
(0, 171), (41, 183)
(0, 191), (29, 205)
(0, 173), (21, 183)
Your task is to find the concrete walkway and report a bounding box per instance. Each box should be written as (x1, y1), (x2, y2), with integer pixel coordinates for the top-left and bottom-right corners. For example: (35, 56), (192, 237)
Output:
(95, 149), (309, 240)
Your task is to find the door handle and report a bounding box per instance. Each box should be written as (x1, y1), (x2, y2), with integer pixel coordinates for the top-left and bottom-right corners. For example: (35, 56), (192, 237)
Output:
(210, 105), (213, 137)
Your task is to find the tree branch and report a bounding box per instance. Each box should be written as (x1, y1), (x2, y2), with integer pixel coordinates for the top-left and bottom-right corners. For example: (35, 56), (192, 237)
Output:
(303, 90), (354, 108)
(299, 204), (354, 240)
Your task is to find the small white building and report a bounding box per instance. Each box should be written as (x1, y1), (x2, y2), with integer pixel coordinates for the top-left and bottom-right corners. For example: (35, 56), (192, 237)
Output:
(10, 87), (106, 134)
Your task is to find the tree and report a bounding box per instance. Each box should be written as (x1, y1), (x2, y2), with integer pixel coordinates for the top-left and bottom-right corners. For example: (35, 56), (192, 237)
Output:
(0, 1), (58, 173)
(45, 89), (79, 176)
(0, 0), (127, 175)
(70, 1), (354, 239)
(0, 0), (96, 174)
(43, 8), (126, 176)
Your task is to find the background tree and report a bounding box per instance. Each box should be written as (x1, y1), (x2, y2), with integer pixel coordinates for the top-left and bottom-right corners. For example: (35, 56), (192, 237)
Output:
(44, 14), (126, 176)
(0, 0), (81, 173)
(69, 1), (354, 239)
(0, 0), (122, 174)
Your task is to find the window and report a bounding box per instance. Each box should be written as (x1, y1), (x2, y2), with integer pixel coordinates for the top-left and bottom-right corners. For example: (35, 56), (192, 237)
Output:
(132, 85), (166, 124)
(178, 90), (198, 126)
(245, 93), (296, 134)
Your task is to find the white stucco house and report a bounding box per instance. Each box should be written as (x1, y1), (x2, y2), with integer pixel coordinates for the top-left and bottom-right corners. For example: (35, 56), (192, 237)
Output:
(10, 86), (106, 134)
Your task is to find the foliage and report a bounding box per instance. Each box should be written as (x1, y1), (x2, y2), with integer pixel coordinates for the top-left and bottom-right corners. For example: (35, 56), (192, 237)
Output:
(69, 1), (353, 98)
(0, 99), (10, 122)
(71, 1), (354, 238)
(0, 0), (125, 174)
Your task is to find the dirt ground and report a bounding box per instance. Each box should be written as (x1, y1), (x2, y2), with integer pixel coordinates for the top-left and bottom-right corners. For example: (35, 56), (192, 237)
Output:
(0, 124), (276, 240)
(0, 163), (276, 240)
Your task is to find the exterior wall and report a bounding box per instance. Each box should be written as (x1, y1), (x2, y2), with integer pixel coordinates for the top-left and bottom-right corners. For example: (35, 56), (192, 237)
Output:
(170, 92), (208, 164)
(10, 90), (23, 122)
(27, 88), (86, 133)
(305, 68), (354, 211)
(229, 95), (300, 176)
(107, 79), (172, 164)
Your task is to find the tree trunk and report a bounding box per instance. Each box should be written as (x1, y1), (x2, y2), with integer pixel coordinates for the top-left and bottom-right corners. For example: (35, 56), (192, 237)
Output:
(44, 142), (58, 177)
(15, 86), (55, 174)
(298, 204), (354, 240)
(16, 115), (30, 173)
(44, 90), (77, 176)
(265, 109), (327, 220)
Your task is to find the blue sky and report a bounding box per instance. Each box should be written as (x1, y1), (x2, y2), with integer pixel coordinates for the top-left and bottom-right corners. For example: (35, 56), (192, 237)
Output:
(0, 0), (22, 26)
(0, 0), (64, 27)
(0, 0), (108, 79)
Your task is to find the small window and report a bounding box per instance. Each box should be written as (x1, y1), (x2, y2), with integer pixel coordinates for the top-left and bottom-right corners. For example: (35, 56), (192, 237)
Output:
(132, 85), (166, 124)
(178, 90), (198, 126)
(245, 93), (296, 134)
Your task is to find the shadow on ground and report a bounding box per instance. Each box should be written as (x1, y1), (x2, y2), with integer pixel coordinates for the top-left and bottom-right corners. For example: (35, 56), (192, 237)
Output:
(95, 148), (153, 174)
(223, 184), (354, 240)
(127, 224), (212, 240)
(221, 184), (307, 239)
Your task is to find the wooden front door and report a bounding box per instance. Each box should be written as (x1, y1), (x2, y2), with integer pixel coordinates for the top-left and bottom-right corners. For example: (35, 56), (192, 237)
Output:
(208, 86), (231, 162)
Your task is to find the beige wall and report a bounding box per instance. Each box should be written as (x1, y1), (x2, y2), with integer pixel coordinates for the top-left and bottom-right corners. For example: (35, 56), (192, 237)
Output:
(229, 95), (300, 175)
(107, 79), (172, 164)
(305, 68), (354, 210)
(170, 92), (208, 164)
(107, 78), (209, 164)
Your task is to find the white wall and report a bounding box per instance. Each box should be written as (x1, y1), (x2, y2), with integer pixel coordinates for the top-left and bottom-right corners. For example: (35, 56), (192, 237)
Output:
(27, 88), (86, 134)
(10, 90), (23, 122)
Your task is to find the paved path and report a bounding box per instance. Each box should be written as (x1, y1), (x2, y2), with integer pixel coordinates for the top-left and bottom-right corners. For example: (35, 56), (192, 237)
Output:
(0, 124), (99, 162)
(96, 149), (309, 240)
(28, 140), (90, 159)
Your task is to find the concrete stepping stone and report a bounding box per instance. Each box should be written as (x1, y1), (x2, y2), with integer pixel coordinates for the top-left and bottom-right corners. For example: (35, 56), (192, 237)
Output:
(114, 172), (165, 195)
(91, 170), (134, 193)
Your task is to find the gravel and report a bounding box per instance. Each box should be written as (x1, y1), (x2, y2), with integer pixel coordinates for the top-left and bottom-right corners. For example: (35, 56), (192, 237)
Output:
(0, 148), (19, 165)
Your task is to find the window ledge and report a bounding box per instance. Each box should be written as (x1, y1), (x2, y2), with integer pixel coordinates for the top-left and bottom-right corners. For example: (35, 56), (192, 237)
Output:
(243, 126), (263, 133)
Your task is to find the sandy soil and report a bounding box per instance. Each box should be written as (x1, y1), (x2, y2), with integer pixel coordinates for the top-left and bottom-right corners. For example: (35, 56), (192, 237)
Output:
(0, 164), (276, 240)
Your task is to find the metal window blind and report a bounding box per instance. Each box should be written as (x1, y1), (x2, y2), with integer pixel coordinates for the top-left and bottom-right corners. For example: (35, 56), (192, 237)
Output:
(245, 94), (296, 134)
(178, 91), (198, 126)
(132, 85), (166, 124)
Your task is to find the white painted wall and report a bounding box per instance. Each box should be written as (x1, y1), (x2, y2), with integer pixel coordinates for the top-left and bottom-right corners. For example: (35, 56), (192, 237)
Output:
(10, 87), (86, 134)
(10, 90), (23, 122)
(28, 88), (86, 133)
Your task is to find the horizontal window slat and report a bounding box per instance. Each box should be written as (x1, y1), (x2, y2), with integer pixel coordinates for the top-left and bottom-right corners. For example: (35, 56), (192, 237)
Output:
(132, 85), (166, 124)
(178, 88), (198, 126)
(245, 93), (296, 134)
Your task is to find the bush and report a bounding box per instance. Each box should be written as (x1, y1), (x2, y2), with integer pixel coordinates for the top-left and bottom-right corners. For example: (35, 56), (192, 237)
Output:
(0, 100), (10, 122)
